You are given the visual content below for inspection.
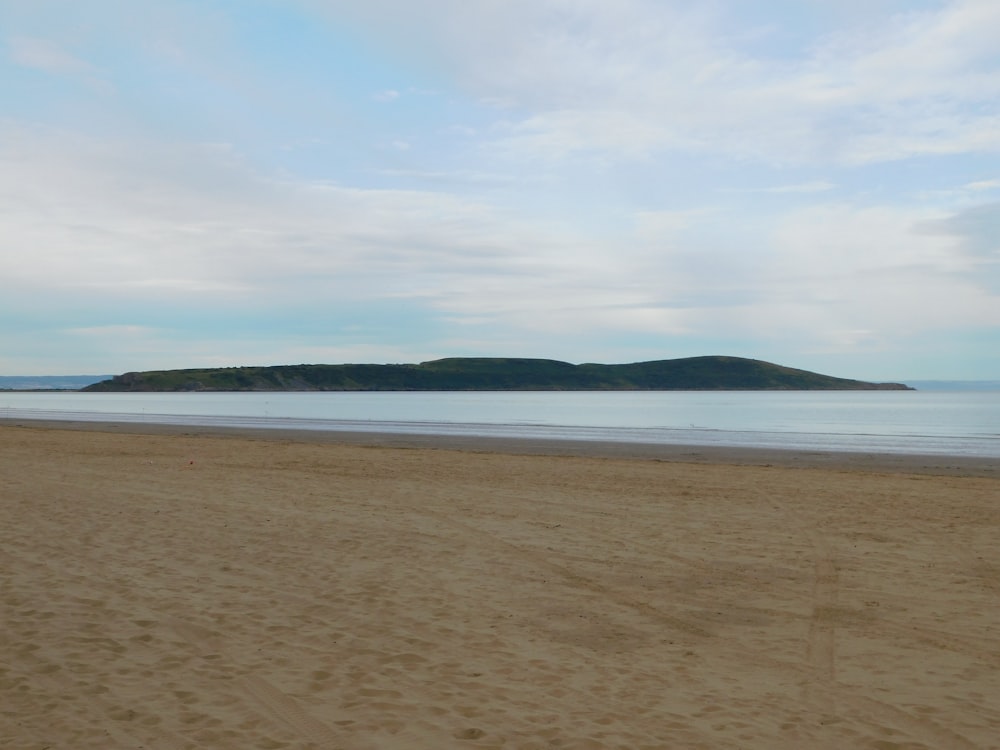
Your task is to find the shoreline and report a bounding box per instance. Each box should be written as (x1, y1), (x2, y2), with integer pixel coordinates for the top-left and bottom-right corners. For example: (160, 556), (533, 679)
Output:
(3, 417), (996, 477)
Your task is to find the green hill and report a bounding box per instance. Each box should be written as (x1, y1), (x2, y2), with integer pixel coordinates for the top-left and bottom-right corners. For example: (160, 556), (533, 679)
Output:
(82, 356), (912, 392)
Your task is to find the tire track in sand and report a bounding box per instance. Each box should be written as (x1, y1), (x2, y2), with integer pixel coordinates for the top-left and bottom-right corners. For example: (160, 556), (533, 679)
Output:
(413, 500), (713, 639)
(805, 534), (838, 686)
(410, 477), (981, 749)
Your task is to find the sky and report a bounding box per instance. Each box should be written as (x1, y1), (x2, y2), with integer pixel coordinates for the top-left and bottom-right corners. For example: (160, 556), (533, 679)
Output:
(1, 0), (999, 380)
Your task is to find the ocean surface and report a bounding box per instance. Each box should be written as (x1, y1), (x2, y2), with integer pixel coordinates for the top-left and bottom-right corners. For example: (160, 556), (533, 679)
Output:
(3, 390), (999, 458)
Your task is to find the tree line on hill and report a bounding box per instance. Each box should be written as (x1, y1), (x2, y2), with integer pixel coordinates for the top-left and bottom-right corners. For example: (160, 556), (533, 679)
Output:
(82, 356), (913, 392)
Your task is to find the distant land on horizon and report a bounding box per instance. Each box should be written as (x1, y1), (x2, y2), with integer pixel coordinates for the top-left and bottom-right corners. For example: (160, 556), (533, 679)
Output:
(82, 356), (913, 392)
(904, 380), (1000, 392)
(0, 375), (113, 391)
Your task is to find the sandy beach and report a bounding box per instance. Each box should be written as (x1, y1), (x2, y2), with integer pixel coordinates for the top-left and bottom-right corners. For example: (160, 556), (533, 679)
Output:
(1, 422), (998, 749)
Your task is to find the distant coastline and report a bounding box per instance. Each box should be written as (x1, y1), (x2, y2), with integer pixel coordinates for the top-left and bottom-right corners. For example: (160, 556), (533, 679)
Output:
(0, 375), (112, 391)
(904, 380), (1000, 392)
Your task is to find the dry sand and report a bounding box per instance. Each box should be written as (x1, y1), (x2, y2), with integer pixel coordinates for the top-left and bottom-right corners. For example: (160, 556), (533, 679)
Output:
(1, 422), (998, 749)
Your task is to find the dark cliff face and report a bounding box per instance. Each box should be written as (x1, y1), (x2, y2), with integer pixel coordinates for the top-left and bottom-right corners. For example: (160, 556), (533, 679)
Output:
(88, 371), (199, 391)
(109, 372), (144, 390)
(82, 357), (914, 392)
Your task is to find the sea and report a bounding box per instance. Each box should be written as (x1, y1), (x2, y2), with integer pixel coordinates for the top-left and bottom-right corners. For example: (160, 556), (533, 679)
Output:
(2, 389), (999, 458)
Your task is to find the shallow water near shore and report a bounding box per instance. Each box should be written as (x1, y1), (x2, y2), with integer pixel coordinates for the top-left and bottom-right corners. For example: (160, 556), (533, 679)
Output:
(3, 390), (999, 457)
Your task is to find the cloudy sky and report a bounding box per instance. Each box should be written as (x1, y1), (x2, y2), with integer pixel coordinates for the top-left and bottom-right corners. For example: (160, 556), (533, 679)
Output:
(2, 0), (999, 379)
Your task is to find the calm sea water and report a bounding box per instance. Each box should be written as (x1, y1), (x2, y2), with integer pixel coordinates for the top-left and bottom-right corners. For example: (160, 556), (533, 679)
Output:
(3, 390), (999, 457)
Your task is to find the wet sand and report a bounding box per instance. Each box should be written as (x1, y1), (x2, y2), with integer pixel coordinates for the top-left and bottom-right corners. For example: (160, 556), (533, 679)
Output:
(1, 422), (998, 749)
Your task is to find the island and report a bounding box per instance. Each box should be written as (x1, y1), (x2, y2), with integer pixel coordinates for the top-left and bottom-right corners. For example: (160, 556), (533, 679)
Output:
(82, 356), (913, 392)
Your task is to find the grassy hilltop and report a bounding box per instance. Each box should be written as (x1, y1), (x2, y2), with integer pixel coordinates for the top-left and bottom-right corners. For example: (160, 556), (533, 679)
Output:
(83, 356), (912, 392)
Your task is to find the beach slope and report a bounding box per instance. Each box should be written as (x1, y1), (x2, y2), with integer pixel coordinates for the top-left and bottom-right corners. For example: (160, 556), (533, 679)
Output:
(1, 424), (997, 748)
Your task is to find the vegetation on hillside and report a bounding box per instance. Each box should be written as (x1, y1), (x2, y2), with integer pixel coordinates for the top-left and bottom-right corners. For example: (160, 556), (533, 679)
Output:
(82, 356), (913, 392)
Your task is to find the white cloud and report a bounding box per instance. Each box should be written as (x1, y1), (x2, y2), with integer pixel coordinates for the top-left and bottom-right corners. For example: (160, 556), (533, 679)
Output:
(376, 168), (516, 186)
(722, 181), (836, 194)
(5, 34), (113, 94)
(764, 201), (1000, 336)
(3, 1), (999, 374)
(0, 124), (559, 310)
(632, 209), (704, 239)
(67, 325), (156, 337)
(7, 35), (95, 75)
(964, 179), (1000, 192)
(497, 109), (686, 162)
(7, 121), (994, 361)
(919, 201), (1000, 283)
(309, 0), (1000, 167)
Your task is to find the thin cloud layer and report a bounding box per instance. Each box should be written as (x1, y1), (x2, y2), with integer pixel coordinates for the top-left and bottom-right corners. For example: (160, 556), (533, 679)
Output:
(317, 0), (1000, 165)
(1, 1), (998, 377)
